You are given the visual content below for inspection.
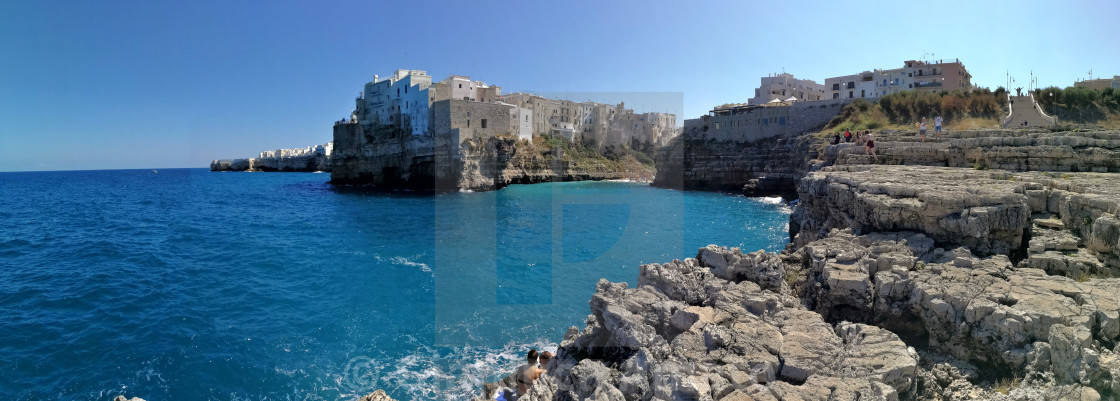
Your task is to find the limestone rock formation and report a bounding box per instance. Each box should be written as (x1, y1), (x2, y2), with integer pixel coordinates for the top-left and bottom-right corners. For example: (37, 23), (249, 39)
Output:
(331, 132), (653, 191)
(359, 390), (397, 401)
(472, 236), (1118, 400)
(466, 129), (1120, 401)
(793, 165), (1031, 256)
(653, 132), (815, 197)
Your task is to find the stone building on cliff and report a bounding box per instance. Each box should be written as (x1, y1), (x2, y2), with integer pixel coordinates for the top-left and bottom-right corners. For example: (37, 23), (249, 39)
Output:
(342, 68), (679, 149)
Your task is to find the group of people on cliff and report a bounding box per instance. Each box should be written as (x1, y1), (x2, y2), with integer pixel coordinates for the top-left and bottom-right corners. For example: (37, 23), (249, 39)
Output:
(497, 348), (552, 400)
(833, 129), (877, 156)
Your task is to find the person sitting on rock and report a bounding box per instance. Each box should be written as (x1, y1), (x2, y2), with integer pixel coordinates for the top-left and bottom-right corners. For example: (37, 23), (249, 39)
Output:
(515, 349), (540, 396)
(538, 351), (552, 374)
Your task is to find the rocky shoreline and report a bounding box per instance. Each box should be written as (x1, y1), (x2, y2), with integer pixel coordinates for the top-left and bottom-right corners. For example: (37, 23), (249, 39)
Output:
(330, 133), (655, 192)
(210, 143), (333, 172)
(360, 128), (1120, 401)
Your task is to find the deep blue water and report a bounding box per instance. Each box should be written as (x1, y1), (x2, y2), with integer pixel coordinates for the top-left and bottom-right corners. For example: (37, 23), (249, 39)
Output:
(0, 169), (790, 401)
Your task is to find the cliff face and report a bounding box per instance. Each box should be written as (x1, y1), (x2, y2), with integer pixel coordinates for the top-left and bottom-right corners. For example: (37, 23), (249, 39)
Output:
(450, 129), (1120, 401)
(329, 122), (654, 191)
(652, 133), (816, 197)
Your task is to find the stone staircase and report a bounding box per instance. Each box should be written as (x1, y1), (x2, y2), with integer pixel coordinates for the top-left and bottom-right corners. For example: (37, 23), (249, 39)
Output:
(1005, 95), (1055, 128)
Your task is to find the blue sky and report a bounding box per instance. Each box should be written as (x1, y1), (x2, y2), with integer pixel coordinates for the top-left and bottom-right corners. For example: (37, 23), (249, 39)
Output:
(1, 0), (1117, 171)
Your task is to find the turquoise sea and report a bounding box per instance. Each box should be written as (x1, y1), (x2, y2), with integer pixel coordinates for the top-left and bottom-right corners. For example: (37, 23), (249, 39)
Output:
(0, 169), (790, 400)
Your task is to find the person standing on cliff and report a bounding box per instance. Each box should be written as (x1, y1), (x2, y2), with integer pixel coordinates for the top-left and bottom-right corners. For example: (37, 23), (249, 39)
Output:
(844, 129), (852, 142)
(865, 132), (876, 157)
(918, 118), (927, 142)
(935, 115), (943, 140)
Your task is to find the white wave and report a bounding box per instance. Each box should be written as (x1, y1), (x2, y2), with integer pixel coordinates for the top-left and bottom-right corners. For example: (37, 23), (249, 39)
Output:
(330, 339), (558, 401)
(756, 196), (783, 205)
(372, 253), (432, 273)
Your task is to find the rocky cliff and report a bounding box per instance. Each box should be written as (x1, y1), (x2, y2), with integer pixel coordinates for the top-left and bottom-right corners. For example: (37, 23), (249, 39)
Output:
(357, 129), (1120, 400)
(210, 143), (332, 172)
(329, 122), (654, 191)
(652, 133), (816, 197)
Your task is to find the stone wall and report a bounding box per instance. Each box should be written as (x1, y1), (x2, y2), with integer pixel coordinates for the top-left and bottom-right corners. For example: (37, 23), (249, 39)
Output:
(431, 99), (514, 144)
(682, 98), (851, 143)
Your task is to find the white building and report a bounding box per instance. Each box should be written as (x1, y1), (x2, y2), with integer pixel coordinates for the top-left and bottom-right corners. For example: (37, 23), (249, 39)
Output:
(748, 73), (827, 105)
(357, 69), (433, 136)
(496, 101), (534, 141)
(825, 71), (878, 100)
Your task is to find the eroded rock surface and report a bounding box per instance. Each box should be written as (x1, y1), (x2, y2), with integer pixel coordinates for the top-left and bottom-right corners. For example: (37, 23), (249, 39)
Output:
(462, 130), (1120, 401)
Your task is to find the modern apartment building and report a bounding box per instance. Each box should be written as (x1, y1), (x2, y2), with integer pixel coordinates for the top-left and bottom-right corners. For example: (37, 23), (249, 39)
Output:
(824, 59), (974, 99)
(825, 71), (878, 100)
(748, 73), (827, 105)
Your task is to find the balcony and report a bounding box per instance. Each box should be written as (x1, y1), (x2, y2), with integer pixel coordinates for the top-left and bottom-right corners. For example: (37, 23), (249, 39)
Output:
(913, 82), (943, 88)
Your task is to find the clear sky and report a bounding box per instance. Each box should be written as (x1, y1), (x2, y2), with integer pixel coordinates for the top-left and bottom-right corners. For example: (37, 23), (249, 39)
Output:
(1, 0), (1117, 171)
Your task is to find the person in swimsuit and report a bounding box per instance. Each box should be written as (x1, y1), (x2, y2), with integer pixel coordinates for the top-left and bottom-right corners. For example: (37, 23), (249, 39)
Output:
(515, 349), (539, 396)
(865, 133), (876, 157)
(538, 351), (552, 374)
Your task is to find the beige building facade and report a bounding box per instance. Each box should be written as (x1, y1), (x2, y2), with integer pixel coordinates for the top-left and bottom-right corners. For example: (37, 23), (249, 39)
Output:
(748, 73), (826, 105)
(823, 59), (974, 99)
(1074, 76), (1120, 90)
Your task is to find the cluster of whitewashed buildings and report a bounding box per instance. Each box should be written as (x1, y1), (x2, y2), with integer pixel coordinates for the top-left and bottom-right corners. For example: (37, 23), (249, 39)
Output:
(257, 142), (333, 159)
(747, 59), (974, 105)
(345, 69), (678, 148)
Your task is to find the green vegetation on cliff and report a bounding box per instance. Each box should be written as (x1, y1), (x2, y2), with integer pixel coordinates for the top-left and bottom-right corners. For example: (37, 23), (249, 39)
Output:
(824, 89), (1008, 132)
(533, 134), (656, 178)
(1034, 86), (1120, 126)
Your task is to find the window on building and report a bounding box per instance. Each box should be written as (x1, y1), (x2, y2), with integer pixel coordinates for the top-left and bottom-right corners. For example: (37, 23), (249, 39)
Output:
(848, 91), (853, 98)
(467, 120), (470, 128)
(833, 93), (839, 99)
(481, 119), (487, 128)
(847, 82), (855, 89)
(397, 88), (400, 95)
(458, 84), (462, 88)
(832, 83), (840, 90)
